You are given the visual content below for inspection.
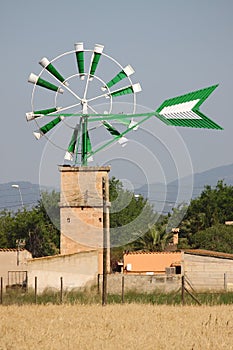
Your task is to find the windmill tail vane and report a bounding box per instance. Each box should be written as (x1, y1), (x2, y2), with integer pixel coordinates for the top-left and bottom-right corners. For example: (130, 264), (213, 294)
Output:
(26, 42), (223, 166)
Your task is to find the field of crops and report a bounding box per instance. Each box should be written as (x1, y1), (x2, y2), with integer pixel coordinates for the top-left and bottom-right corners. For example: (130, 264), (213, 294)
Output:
(0, 304), (233, 349)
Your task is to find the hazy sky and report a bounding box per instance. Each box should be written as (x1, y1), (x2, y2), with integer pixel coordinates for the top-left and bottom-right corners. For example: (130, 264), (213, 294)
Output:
(1, 0), (233, 192)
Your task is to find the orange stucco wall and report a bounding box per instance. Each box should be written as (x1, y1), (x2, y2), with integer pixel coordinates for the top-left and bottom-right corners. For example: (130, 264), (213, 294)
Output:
(123, 252), (181, 274)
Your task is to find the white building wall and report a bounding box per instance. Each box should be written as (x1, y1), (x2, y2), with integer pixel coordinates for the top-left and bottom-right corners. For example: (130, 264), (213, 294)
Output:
(27, 250), (98, 293)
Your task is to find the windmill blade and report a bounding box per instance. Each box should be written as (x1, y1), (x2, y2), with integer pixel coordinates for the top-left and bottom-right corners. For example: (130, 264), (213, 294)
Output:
(89, 44), (104, 81)
(26, 107), (62, 121)
(101, 65), (134, 91)
(86, 131), (93, 162)
(33, 116), (64, 140)
(64, 125), (80, 161)
(74, 42), (85, 80)
(92, 113), (153, 157)
(28, 73), (64, 93)
(107, 83), (141, 98)
(128, 119), (139, 130)
(155, 85), (223, 130)
(104, 117), (139, 131)
(102, 121), (128, 147)
(39, 58), (68, 86)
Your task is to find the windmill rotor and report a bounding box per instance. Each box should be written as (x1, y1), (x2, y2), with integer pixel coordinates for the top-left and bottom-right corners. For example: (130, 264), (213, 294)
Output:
(26, 42), (223, 166)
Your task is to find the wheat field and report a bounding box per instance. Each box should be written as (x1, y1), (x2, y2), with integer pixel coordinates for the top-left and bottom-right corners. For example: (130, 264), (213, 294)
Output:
(0, 304), (232, 349)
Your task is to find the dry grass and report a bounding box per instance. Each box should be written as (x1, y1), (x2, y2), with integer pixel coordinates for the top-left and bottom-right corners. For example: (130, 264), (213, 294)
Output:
(0, 304), (233, 349)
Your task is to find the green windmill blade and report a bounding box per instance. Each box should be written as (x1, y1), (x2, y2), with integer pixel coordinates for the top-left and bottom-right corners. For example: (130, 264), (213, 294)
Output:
(64, 125), (80, 161)
(28, 73), (64, 93)
(74, 42), (85, 80)
(155, 85), (223, 130)
(91, 113), (154, 158)
(39, 58), (68, 86)
(107, 83), (142, 98)
(26, 107), (62, 121)
(89, 44), (104, 81)
(33, 116), (64, 139)
(86, 131), (93, 162)
(101, 65), (135, 91)
(102, 121), (128, 146)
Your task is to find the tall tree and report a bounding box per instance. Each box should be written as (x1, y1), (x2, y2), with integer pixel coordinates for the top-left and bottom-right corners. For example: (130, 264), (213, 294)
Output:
(189, 224), (233, 254)
(109, 177), (157, 247)
(0, 191), (60, 257)
(180, 181), (233, 236)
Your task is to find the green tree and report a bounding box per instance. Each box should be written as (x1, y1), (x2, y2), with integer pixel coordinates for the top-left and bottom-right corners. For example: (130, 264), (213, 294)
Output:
(109, 177), (157, 247)
(0, 210), (15, 247)
(189, 224), (233, 254)
(180, 181), (233, 236)
(109, 177), (158, 269)
(0, 191), (60, 257)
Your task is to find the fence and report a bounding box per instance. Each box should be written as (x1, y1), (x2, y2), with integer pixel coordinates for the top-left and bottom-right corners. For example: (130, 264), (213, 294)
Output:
(1, 272), (233, 305)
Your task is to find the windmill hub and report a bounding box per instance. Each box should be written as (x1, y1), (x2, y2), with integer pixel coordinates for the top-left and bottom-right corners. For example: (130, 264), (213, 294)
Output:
(81, 99), (88, 114)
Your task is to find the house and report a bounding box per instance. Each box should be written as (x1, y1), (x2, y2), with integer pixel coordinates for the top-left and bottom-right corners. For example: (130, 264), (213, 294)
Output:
(123, 249), (233, 291)
(123, 251), (181, 275)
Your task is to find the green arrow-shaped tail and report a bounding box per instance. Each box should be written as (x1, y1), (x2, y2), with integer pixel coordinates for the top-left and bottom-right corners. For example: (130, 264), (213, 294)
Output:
(155, 85), (223, 130)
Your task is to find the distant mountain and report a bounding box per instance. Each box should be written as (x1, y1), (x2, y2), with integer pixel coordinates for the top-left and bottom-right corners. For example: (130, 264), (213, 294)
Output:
(1, 163), (233, 212)
(135, 163), (233, 213)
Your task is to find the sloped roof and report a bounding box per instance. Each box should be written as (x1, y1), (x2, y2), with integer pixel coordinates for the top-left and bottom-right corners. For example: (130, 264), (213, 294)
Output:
(0, 248), (26, 252)
(183, 249), (233, 260)
(124, 251), (180, 256)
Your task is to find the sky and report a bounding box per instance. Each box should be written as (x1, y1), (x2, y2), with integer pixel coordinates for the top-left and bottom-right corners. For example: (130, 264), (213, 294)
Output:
(1, 0), (233, 197)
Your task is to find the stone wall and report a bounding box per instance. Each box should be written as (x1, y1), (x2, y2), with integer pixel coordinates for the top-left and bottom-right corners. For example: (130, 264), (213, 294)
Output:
(27, 250), (98, 293)
(98, 274), (181, 294)
(183, 252), (233, 291)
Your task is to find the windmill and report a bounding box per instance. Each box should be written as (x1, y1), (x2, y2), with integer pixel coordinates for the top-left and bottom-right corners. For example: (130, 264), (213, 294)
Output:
(26, 42), (222, 167)
(26, 43), (222, 304)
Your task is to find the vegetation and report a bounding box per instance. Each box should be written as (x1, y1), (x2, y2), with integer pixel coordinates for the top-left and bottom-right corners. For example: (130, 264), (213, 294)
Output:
(109, 177), (157, 247)
(176, 180), (233, 253)
(180, 180), (233, 234)
(1, 178), (233, 260)
(2, 287), (233, 306)
(0, 190), (60, 257)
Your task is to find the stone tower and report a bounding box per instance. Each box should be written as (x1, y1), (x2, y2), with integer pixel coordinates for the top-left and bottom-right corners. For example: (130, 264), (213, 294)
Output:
(59, 165), (111, 273)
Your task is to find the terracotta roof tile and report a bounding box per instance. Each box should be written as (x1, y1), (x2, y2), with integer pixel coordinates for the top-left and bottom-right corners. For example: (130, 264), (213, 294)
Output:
(183, 249), (233, 260)
(124, 251), (180, 256)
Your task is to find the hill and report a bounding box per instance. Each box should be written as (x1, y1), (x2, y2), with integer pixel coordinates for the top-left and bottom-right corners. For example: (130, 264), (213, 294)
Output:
(1, 163), (233, 212)
(135, 163), (233, 213)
